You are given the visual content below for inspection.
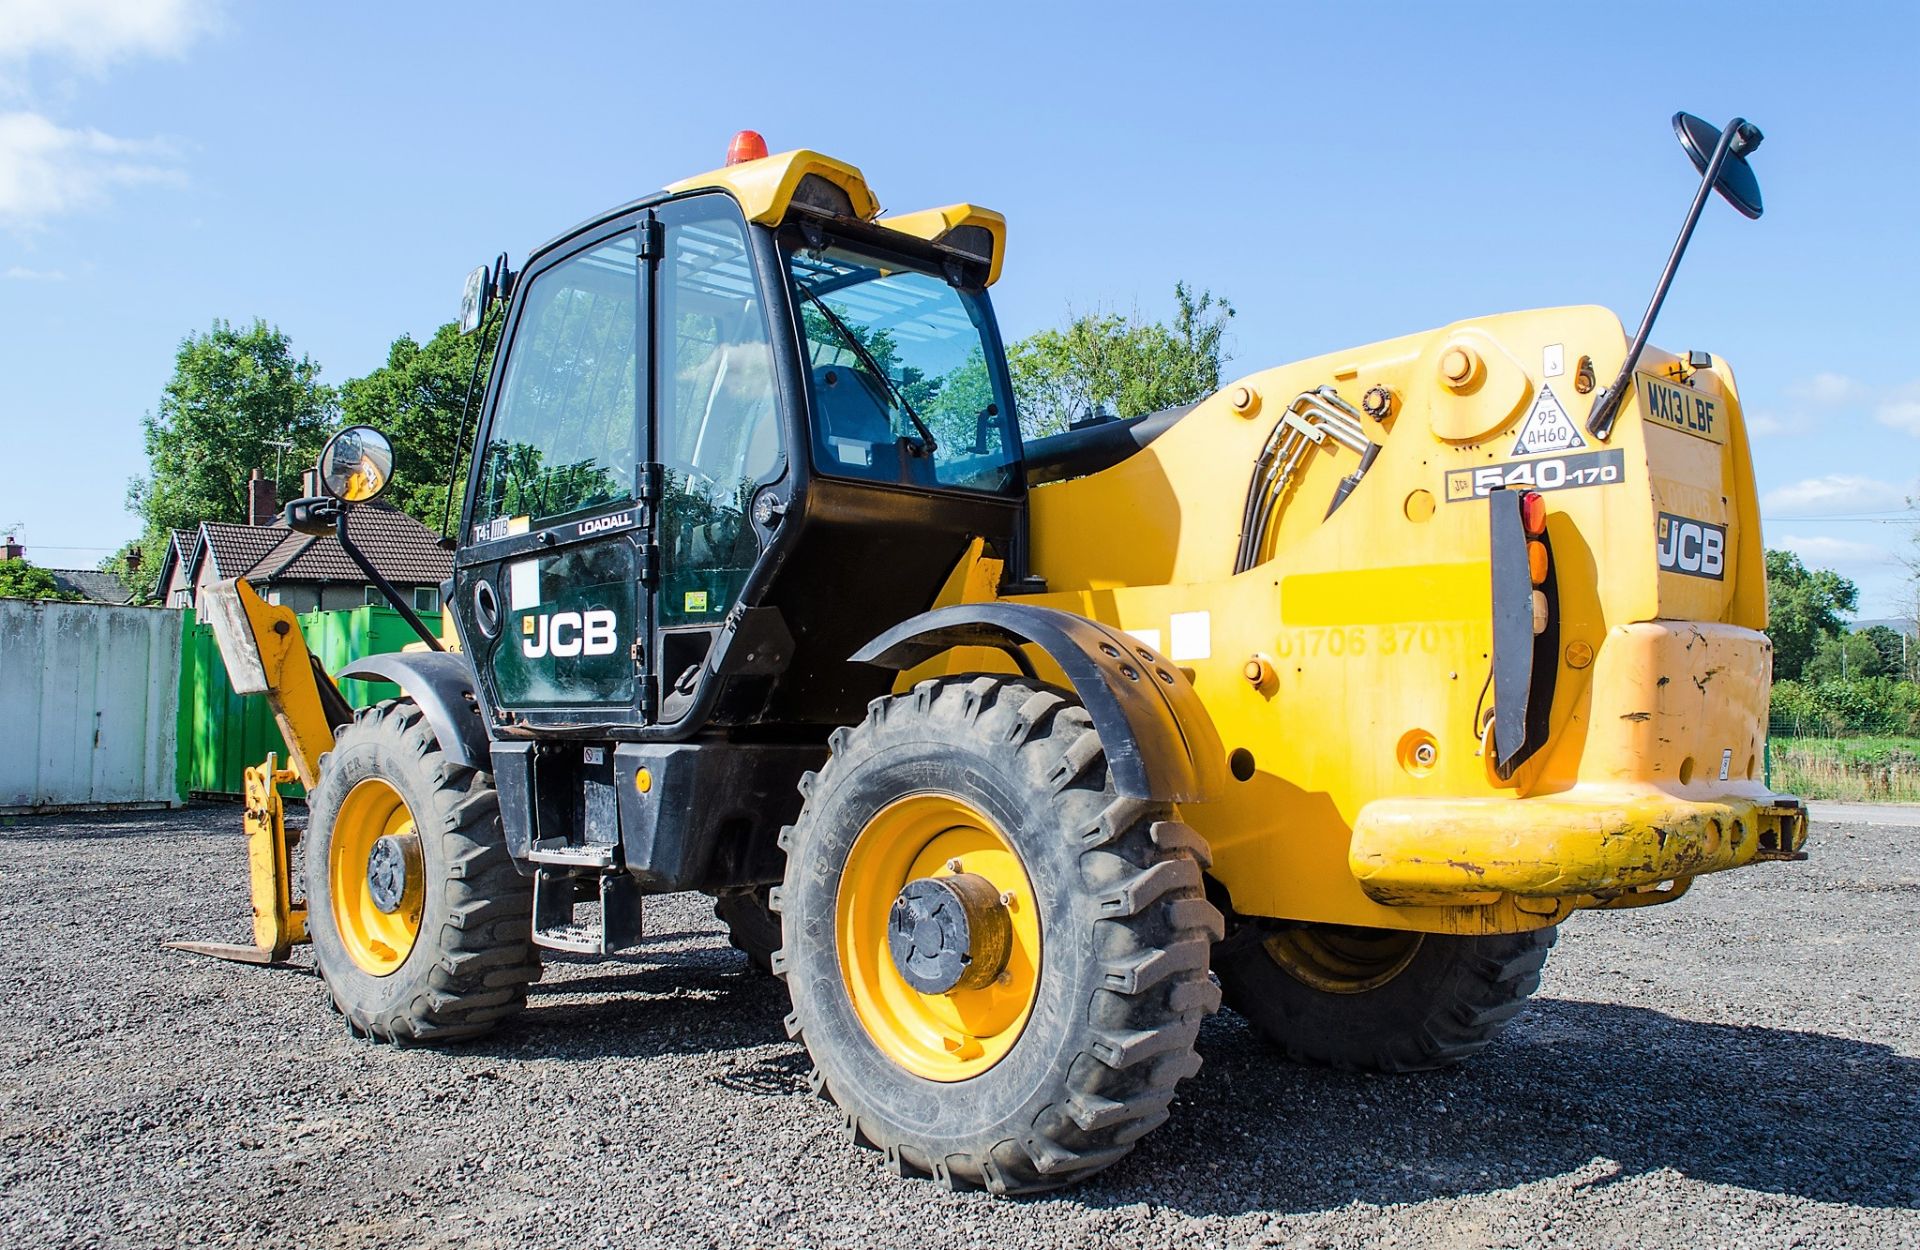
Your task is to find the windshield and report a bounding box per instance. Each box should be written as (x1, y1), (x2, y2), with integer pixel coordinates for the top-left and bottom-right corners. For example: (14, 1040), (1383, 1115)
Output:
(786, 235), (1019, 494)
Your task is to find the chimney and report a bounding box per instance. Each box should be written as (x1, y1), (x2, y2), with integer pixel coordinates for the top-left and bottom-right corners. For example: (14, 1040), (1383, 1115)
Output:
(1, 535), (20, 561)
(301, 468), (319, 499)
(248, 468), (279, 526)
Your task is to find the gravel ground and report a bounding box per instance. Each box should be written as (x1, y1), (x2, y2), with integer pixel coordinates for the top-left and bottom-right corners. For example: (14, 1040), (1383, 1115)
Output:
(2, 804), (1915, 1249)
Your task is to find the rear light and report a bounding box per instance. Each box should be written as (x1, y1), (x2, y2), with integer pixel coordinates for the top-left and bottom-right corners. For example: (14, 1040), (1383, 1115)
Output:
(1532, 590), (1550, 635)
(726, 130), (768, 165)
(1520, 490), (1547, 536)
(1527, 539), (1550, 586)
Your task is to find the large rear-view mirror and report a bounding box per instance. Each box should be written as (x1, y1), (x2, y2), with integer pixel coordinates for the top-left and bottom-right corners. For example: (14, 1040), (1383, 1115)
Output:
(1674, 111), (1764, 219)
(458, 264), (491, 335)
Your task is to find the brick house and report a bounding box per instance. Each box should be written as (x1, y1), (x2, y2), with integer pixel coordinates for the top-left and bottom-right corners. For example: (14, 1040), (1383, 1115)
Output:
(154, 469), (451, 615)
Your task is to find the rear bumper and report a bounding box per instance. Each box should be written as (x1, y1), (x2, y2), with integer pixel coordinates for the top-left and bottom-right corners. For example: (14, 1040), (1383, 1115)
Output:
(1349, 785), (1809, 905)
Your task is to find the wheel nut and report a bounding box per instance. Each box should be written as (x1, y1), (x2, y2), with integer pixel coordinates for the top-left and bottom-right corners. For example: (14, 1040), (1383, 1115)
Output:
(945, 858), (963, 873)
(998, 890), (1015, 907)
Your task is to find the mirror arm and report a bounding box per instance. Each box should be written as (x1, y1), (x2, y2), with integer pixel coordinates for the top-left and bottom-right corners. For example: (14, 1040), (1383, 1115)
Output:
(334, 509), (445, 651)
(1586, 116), (1747, 440)
(441, 306), (498, 543)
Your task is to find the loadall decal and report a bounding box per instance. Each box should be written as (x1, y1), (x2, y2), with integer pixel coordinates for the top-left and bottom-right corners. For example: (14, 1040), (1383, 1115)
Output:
(1444, 449), (1625, 502)
(1656, 512), (1727, 580)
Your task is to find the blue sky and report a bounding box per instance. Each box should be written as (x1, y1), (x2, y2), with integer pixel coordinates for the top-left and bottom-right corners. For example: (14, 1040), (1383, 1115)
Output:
(1, 1), (1915, 616)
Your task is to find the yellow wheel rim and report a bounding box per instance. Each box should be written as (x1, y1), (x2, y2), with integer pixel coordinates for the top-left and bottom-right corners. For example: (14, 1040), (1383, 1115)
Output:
(836, 794), (1041, 1082)
(1264, 925), (1423, 994)
(329, 777), (424, 977)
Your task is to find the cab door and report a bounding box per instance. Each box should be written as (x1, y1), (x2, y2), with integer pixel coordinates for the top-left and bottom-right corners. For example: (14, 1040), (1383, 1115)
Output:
(456, 221), (653, 727)
(649, 196), (788, 717)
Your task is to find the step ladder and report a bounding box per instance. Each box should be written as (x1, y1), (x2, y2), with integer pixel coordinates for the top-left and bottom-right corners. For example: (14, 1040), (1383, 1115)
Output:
(528, 842), (642, 955)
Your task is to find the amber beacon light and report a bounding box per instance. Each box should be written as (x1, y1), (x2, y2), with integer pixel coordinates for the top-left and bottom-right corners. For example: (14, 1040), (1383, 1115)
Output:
(726, 130), (769, 165)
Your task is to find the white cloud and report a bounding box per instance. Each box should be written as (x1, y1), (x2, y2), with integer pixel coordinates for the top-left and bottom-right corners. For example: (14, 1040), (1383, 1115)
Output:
(0, 110), (181, 227)
(0, 0), (214, 71)
(1875, 383), (1920, 436)
(4, 262), (64, 279)
(1775, 534), (1897, 570)
(1750, 373), (1920, 441)
(1785, 372), (1870, 408)
(1744, 407), (1808, 438)
(1762, 475), (1913, 518)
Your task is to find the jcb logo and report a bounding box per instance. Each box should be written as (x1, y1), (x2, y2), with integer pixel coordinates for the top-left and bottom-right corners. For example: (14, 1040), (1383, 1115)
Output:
(522, 609), (619, 658)
(1657, 512), (1726, 581)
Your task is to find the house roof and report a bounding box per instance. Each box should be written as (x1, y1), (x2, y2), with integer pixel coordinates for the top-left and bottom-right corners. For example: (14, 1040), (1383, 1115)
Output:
(46, 569), (136, 605)
(197, 522), (290, 582)
(248, 503), (450, 586)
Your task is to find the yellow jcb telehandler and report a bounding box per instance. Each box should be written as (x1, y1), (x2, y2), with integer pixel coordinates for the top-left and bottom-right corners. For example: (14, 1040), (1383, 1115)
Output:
(175, 112), (1805, 1193)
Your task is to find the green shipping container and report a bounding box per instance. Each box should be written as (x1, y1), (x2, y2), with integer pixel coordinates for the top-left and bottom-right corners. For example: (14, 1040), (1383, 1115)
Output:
(176, 604), (419, 798)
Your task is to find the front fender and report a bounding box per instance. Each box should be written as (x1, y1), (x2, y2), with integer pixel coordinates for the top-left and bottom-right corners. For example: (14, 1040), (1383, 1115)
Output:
(852, 602), (1226, 804)
(337, 651), (490, 773)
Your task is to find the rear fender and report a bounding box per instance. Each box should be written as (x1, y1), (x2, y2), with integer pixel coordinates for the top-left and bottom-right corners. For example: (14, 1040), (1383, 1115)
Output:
(852, 602), (1226, 804)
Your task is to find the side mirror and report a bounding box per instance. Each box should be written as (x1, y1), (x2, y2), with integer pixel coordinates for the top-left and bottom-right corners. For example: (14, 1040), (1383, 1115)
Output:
(317, 425), (396, 503)
(1674, 111), (1764, 219)
(1585, 110), (1767, 440)
(458, 264), (492, 336)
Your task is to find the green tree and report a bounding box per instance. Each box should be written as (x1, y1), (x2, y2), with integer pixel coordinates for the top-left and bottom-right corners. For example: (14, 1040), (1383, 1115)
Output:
(127, 319), (335, 562)
(96, 540), (155, 606)
(1008, 282), (1234, 439)
(1765, 549), (1858, 681)
(340, 320), (499, 533)
(0, 560), (80, 602)
(1856, 624), (1907, 678)
(1805, 630), (1888, 682)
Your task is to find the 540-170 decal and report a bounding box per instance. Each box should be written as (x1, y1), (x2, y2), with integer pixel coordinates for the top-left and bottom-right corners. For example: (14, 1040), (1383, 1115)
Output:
(1445, 448), (1625, 502)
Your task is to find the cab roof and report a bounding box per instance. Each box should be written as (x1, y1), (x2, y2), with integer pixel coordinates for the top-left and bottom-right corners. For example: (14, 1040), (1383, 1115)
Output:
(528, 146), (1006, 286)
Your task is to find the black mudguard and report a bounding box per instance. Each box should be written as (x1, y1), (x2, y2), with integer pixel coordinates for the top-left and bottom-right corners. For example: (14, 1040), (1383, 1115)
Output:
(851, 602), (1226, 804)
(337, 651), (491, 773)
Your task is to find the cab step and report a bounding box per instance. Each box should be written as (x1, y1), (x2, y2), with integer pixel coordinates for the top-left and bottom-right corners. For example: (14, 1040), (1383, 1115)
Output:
(532, 866), (642, 955)
(528, 838), (619, 868)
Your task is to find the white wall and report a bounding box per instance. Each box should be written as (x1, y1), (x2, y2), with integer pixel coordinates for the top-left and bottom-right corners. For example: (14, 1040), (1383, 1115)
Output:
(0, 600), (182, 812)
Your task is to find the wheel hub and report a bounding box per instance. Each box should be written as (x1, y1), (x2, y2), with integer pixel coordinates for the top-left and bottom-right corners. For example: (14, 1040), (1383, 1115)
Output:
(887, 872), (1011, 995)
(365, 832), (421, 915)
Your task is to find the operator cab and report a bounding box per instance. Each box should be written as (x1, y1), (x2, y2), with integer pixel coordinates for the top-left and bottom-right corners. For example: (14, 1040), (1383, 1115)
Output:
(447, 137), (1025, 741)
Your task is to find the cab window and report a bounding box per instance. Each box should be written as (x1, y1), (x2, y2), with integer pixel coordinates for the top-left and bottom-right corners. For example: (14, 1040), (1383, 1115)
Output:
(472, 235), (639, 533)
(786, 235), (1018, 494)
(656, 198), (784, 626)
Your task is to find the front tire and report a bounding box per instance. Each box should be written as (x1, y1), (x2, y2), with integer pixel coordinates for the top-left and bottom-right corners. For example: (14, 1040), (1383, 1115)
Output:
(305, 699), (539, 1043)
(776, 676), (1222, 1194)
(1214, 922), (1554, 1073)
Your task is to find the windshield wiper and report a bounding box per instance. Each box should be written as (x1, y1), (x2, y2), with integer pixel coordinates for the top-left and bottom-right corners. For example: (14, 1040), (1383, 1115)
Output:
(794, 282), (937, 456)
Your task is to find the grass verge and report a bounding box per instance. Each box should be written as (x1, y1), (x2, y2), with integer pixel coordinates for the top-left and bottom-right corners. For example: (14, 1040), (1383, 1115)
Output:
(1770, 736), (1920, 803)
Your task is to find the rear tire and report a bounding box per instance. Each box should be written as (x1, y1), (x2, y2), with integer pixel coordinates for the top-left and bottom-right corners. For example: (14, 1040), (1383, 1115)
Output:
(1214, 922), (1554, 1073)
(305, 699), (540, 1043)
(715, 886), (779, 975)
(776, 675), (1222, 1194)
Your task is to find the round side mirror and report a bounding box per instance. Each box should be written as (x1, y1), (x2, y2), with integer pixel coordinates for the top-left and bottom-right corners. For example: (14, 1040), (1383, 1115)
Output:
(459, 263), (492, 336)
(317, 425), (396, 503)
(1674, 111), (1764, 220)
